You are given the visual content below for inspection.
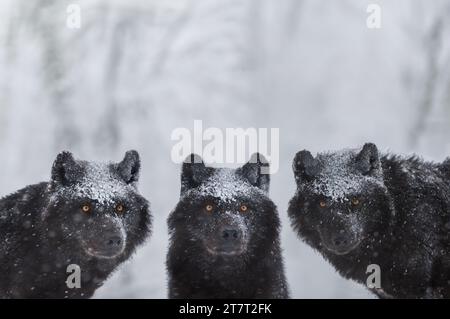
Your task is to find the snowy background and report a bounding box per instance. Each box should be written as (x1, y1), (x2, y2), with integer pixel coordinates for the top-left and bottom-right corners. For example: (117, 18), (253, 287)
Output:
(1, 0), (450, 298)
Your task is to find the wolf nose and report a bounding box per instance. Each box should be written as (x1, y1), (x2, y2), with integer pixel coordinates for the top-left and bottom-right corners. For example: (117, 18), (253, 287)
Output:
(331, 235), (349, 248)
(221, 228), (241, 241)
(106, 236), (122, 247)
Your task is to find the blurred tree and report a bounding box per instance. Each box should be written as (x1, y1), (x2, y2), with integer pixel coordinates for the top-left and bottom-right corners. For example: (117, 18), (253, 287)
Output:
(408, 0), (450, 153)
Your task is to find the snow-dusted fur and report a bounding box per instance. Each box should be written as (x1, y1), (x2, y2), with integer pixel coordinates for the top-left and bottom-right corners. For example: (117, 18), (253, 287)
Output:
(288, 143), (450, 299)
(0, 151), (151, 298)
(167, 153), (289, 299)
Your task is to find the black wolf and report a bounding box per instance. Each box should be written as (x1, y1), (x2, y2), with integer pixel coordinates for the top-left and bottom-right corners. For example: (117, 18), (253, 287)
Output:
(288, 143), (450, 298)
(0, 151), (151, 298)
(167, 153), (289, 299)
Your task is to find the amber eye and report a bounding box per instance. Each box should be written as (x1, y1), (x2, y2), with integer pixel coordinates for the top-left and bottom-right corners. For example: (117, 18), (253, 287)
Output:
(81, 204), (91, 213)
(116, 204), (125, 214)
(351, 198), (360, 206)
(319, 201), (327, 208)
(240, 205), (248, 213)
(205, 204), (214, 212)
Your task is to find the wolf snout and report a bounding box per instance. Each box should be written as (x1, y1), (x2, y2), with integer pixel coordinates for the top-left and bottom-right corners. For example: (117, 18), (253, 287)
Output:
(221, 227), (242, 242)
(82, 225), (126, 259)
(331, 234), (349, 248)
(325, 232), (360, 255)
(205, 225), (246, 256)
(318, 227), (361, 256)
(106, 235), (123, 248)
(99, 231), (126, 257)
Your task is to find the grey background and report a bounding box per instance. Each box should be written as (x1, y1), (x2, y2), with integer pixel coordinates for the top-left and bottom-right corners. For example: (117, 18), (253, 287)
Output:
(0, 0), (449, 298)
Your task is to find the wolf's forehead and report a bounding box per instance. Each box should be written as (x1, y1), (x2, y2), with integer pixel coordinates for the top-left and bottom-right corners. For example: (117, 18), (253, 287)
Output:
(69, 162), (131, 205)
(197, 169), (256, 203)
(310, 151), (377, 202)
(318, 151), (356, 178)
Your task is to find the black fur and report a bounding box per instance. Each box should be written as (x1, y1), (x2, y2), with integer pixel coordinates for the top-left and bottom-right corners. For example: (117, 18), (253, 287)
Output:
(167, 153), (289, 299)
(0, 151), (151, 298)
(288, 143), (450, 298)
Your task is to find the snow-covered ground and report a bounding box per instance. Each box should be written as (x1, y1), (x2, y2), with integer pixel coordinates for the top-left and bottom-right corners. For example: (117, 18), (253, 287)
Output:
(0, 0), (449, 298)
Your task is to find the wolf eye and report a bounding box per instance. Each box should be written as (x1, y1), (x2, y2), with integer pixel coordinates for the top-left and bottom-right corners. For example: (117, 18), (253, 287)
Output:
(81, 204), (91, 213)
(116, 204), (125, 214)
(319, 201), (327, 208)
(205, 204), (214, 213)
(351, 198), (360, 206)
(240, 205), (248, 213)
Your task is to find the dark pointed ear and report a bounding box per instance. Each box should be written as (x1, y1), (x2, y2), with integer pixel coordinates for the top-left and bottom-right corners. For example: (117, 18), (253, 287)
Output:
(292, 150), (321, 183)
(117, 150), (141, 184)
(51, 151), (81, 185)
(181, 154), (211, 194)
(355, 143), (380, 175)
(238, 153), (270, 193)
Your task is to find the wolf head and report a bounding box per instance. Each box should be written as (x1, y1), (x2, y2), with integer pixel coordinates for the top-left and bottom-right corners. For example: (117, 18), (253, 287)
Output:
(289, 143), (393, 256)
(45, 151), (151, 260)
(169, 153), (279, 268)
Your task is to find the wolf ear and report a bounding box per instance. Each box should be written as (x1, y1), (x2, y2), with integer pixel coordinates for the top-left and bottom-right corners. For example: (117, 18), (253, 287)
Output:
(292, 150), (321, 183)
(238, 153), (270, 193)
(181, 154), (211, 194)
(51, 151), (81, 186)
(117, 150), (141, 184)
(355, 143), (380, 175)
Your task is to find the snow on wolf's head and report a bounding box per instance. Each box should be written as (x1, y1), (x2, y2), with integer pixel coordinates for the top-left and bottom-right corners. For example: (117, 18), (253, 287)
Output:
(168, 153), (280, 268)
(289, 143), (392, 257)
(45, 151), (151, 260)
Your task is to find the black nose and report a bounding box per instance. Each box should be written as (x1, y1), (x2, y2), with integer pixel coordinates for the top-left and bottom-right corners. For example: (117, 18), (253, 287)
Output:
(331, 235), (349, 248)
(106, 236), (122, 247)
(221, 228), (241, 241)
